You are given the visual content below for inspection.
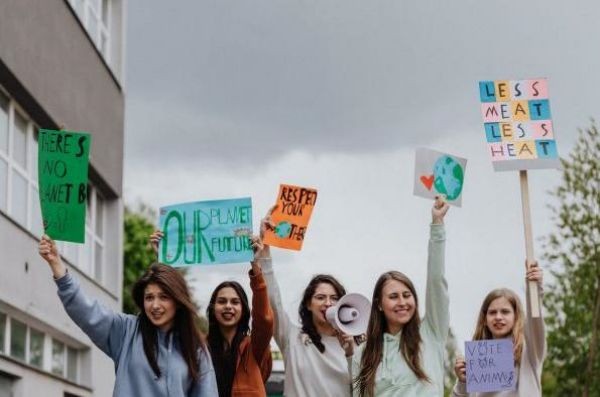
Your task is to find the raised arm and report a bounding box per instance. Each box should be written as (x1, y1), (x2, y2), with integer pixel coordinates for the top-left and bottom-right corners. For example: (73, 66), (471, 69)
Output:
(247, 238), (275, 380)
(254, 206), (291, 354)
(258, 258), (292, 345)
(524, 260), (546, 368)
(451, 356), (469, 396)
(424, 197), (450, 341)
(39, 235), (132, 360)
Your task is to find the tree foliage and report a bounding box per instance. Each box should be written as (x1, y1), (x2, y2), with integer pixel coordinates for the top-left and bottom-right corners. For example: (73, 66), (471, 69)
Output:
(542, 122), (600, 396)
(123, 204), (158, 314)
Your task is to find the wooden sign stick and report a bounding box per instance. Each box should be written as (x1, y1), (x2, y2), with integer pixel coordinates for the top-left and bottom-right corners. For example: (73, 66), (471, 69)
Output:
(519, 170), (541, 318)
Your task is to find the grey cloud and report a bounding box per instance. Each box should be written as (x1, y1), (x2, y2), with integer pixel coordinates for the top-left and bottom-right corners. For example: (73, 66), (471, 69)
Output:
(126, 0), (600, 167)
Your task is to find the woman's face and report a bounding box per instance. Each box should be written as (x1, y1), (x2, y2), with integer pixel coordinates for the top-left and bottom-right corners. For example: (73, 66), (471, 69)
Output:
(213, 287), (243, 330)
(380, 279), (416, 334)
(486, 296), (515, 339)
(144, 283), (177, 332)
(307, 283), (339, 328)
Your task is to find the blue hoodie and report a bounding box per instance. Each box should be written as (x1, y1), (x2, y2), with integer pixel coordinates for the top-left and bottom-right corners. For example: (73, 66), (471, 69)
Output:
(55, 272), (218, 397)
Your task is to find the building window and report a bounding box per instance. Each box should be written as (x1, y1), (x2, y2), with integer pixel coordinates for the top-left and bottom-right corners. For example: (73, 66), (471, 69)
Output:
(0, 91), (11, 212)
(0, 312), (6, 353)
(0, 311), (80, 383)
(51, 339), (65, 376)
(0, 87), (42, 236)
(52, 340), (80, 382)
(67, 346), (79, 382)
(58, 184), (106, 283)
(9, 319), (26, 361)
(0, 85), (109, 285)
(68, 0), (112, 61)
(28, 328), (45, 368)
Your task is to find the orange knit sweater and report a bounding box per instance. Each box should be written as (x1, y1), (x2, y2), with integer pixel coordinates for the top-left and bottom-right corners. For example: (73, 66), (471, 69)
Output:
(231, 268), (274, 397)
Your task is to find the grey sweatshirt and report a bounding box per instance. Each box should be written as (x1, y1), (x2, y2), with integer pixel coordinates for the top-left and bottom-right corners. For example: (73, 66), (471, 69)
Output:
(55, 272), (218, 397)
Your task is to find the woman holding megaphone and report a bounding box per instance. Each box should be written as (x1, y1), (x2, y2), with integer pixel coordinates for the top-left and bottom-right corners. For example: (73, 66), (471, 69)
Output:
(351, 196), (450, 397)
(257, 205), (359, 397)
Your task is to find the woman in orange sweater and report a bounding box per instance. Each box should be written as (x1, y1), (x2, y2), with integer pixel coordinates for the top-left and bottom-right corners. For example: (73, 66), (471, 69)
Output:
(150, 232), (274, 397)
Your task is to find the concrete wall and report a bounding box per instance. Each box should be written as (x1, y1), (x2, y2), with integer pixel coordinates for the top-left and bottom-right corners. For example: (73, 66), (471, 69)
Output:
(0, 0), (124, 196)
(0, 1), (125, 396)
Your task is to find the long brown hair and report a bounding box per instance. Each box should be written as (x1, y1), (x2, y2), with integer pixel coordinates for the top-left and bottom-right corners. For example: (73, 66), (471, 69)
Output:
(298, 274), (346, 353)
(472, 288), (524, 365)
(207, 281), (251, 397)
(354, 271), (429, 397)
(132, 263), (206, 382)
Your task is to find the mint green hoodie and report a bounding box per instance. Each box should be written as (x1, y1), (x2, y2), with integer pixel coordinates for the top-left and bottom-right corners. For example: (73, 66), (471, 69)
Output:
(352, 224), (448, 397)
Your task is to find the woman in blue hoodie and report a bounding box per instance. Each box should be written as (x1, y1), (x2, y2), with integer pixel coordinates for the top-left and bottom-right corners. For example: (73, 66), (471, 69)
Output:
(39, 234), (218, 397)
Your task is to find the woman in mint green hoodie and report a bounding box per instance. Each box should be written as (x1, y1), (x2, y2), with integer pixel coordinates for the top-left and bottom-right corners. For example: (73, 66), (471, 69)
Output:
(352, 197), (450, 397)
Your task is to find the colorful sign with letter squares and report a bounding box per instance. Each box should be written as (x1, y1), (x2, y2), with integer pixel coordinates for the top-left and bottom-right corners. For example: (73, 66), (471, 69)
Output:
(478, 78), (560, 171)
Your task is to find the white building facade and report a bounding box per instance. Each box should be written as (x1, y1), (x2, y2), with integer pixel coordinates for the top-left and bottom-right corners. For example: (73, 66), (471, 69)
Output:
(0, 1), (125, 396)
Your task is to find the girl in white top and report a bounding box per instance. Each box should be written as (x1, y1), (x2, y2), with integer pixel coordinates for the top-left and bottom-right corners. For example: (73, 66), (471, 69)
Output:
(452, 261), (546, 397)
(257, 207), (355, 397)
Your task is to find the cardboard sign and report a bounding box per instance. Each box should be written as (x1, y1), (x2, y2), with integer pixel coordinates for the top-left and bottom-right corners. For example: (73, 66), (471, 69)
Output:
(479, 78), (560, 171)
(38, 129), (91, 243)
(158, 198), (253, 266)
(465, 338), (516, 393)
(263, 184), (318, 250)
(413, 148), (467, 207)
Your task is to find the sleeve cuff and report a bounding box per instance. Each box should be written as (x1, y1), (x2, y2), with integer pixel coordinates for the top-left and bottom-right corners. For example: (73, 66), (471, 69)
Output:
(249, 267), (267, 290)
(454, 380), (467, 394)
(54, 271), (74, 289)
(258, 257), (274, 273)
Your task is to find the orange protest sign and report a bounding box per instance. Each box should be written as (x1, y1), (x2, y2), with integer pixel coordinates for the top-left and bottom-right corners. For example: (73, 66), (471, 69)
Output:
(263, 184), (318, 251)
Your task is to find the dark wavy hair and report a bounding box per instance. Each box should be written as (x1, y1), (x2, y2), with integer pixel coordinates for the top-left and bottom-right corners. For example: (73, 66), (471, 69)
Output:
(207, 281), (251, 397)
(354, 271), (429, 397)
(298, 274), (346, 353)
(132, 263), (206, 383)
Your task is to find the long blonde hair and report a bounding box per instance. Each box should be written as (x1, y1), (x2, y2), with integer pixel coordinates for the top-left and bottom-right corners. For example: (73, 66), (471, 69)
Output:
(354, 271), (430, 397)
(473, 288), (524, 365)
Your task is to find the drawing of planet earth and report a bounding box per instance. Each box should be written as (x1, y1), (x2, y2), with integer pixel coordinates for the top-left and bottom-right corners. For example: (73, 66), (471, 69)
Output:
(275, 221), (292, 238)
(433, 155), (464, 201)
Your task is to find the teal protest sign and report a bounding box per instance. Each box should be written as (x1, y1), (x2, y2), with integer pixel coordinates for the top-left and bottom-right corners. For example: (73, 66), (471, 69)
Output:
(158, 198), (254, 266)
(38, 129), (91, 243)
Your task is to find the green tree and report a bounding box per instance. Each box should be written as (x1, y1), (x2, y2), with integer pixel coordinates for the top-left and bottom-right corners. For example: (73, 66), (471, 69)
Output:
(542, 122), (600, 397)
(123, 204), (157, 314)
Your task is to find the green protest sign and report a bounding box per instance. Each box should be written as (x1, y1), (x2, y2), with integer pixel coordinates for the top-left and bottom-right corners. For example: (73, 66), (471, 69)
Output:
(38, 129), (91, 243)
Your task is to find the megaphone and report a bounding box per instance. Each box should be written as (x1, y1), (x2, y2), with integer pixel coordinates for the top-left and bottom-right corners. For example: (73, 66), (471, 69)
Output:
(325, 293), (371, 336)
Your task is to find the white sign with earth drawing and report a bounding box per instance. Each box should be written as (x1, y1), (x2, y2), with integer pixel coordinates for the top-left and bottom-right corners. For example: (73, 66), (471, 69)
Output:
(413, 148), (467, 207)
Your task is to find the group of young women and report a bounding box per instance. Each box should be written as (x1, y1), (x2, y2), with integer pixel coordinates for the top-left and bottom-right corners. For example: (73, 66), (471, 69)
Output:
(38, 196), (546, 397)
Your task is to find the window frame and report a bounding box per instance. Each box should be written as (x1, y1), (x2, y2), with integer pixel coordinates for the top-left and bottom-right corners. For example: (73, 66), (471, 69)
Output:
(0, 86), (42, 236)
(0, 84), (107, 285)
(0, 310), (80, 384)
(68, 0), (112, 63)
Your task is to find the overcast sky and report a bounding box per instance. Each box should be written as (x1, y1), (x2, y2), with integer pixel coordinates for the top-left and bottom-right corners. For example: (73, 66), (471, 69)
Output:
(124, 0), (600, 350)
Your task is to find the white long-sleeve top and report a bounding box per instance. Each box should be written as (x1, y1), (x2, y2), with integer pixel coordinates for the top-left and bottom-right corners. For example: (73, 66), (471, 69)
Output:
(261, 258), (352, 397)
